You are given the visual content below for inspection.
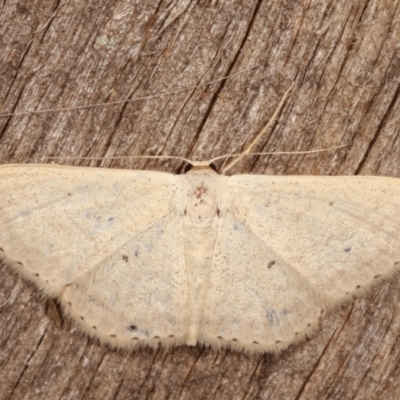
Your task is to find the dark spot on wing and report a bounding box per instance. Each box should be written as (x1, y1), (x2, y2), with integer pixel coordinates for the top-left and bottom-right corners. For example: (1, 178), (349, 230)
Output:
(110, 334), (116, 337)
(132, 337), (139, 340)
(356, 285), (361, 289)
(122, 255), (129, 262)
(169, 335), (174, 338)
(267, 261), (276, 269)
(0, 247), (3, 251)
(344, 247), (352, 253)
(128, 324), (137, 332)
(35, 273), (40, 277)
(17, 261), (23, 265)
(135, 251), (139, 258)
(80, 316), (84, 320)
(374, 275), (381, 279)
(276, 340), (281, 344)
(253, 341), (259, 344)
(216, 208), (220, 217)
(232, 338), (238, 342)
(307, 323), (311, 327)
(295, 332), (299, 335)
(153, 336), (160, 339)
(217, 336), (223, 339)
(68, 302), (72, 306)
(92, 326), (97, 329)
(266, 309), (279, 326)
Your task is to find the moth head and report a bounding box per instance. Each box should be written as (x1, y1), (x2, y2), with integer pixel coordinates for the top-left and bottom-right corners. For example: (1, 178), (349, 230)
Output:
(184, 161), (217, 174)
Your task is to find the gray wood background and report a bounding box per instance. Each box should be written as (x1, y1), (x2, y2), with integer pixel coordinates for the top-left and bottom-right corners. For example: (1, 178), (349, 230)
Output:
(1, 0), (400, 399)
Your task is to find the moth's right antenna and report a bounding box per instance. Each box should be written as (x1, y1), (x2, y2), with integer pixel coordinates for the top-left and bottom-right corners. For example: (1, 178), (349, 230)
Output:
(222, 82), (294, 173)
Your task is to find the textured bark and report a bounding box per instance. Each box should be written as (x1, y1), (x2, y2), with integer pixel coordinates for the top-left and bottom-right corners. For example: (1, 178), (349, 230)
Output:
(1, 0), (400, 399)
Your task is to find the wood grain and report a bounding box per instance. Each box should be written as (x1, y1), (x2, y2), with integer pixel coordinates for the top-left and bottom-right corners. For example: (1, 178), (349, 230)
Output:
(1, 0), (400, 399)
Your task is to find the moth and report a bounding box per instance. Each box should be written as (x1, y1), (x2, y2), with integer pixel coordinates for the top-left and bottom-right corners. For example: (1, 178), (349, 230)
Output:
(1, 160), (399, 353)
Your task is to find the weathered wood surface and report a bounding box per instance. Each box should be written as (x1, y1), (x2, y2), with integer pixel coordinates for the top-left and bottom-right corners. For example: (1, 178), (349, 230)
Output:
(1, 1), (400, 399)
